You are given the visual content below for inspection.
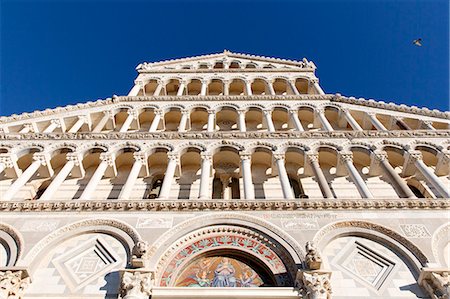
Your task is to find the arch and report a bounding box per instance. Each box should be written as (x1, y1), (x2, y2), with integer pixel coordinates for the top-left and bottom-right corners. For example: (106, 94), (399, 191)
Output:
(109, 142), (141, 155)
(11, 143), (45, 157)
(278, 142), (310, 154)
(21, 218), (141, 273)
(0, 144), (14, 153)
(246, 142), (277, 154)
(176, 142), (207, 155)
(313, 220), (428, 272)
(0, 222), (24, 266)
(186, 103), (212, 111)
(143, 143), (174, 155)
(208, 141), (244, 154)
(151, 213), (305, 286)
(432, 222), (450, 267)
(160, 104), (186, 113)
(78, 142), (110, 156)
(309, 141), (342, 153)
(211, 102), (241, 111)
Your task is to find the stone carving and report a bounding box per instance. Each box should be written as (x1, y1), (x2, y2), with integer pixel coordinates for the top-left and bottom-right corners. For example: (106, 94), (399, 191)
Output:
(0, 269), (31, 299)
(120, 270), (154, 299)
(305, 241), (322, 270)
(419, 269), (450, 299)
(297, 270), (332, 299)
(131, 241), (149, 268)
(400, 224), (431, 238)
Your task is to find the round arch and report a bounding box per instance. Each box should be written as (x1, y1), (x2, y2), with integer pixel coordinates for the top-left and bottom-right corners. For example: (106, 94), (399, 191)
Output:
(0, 222), (24, 267)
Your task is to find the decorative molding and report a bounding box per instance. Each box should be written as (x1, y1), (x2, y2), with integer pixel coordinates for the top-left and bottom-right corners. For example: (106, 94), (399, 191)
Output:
(1, 130), (448, 141)
(419, 268), (450, 299)
(120, 269), (154, 299)
(0, 268), (31, 299)
(0, 199), (448, 213)
(296, 270), (332, 299)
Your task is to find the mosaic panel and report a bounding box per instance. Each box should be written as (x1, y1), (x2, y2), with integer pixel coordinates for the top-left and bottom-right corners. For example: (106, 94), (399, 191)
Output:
(175, 256), (264, 287)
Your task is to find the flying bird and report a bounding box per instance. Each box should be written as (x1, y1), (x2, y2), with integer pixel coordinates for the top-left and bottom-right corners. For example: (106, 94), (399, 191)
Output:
(413, 38), (422, 46)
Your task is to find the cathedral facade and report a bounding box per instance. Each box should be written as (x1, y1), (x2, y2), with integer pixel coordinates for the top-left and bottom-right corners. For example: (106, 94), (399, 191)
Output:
(0, 51), (449, 299)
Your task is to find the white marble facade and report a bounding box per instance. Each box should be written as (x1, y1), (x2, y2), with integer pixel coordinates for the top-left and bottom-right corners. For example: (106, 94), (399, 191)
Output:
(0, 51), (449, 299)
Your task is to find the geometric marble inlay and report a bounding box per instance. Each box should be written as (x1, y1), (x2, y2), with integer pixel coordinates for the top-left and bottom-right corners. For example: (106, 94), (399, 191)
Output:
(53, 236), (121, 292)
(340, 241), (395, 290)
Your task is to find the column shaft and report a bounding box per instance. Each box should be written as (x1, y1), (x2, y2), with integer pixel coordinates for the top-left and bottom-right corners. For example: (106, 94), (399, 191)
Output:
(153, 83), (163, 96)
(207, 112), (215, 132)
(198, 156), (211, 200)
(19, 125), (32, 134)
(200, 82), (208, 96)
(415, 160), (450, 198)
(317, 110), (334, 131)
(68, 118), (85, 133)
(127, 84), (141, 96)
(245, 82), (252, 95)
(308, 157), (334, 199)
(380, 159), (416, 198)
(39, 160), (75, 200)
(43, 121), (59, 133)
(158, 157), (177, 199)
(289, 81), (300, 95)
(290, 111), (304, 131)
(268, 82), (276, 95)
(343, 110), (363, 131)
(238, 111), (247, 132)
(93, 113), (110, 133)
(119, 113), (134, 132)
(178, 112), (189, 132)
(149, 113), (161, 132)
(241, 157), (255, 199)
(314, 82), (325, 95)
(275, 158), (295, 199)
(118, 160), (143, 200)
(368, 114), (387, 131)
(78, 161), (109, 200)
(176, 82), (185, 96)
(3, 160), (41, 201)
(343, 159), (374, 198)
(0, 163), (5, 174)
(264, 111), (276, 132)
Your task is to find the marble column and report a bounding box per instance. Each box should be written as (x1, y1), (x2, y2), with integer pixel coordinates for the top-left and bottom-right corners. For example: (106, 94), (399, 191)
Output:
(289, 80), (300, 95)
(149, 110), (162, 132)
(238, 110), (247, 132)
(118, 153), (147, 200)
(176, 81), (186, 96)
(43, 119), (62, 133)
(178, 110), (189, 132)
(153, 81), (164, 96)
(200, 80), (208, 96)
(371, 151), (416, 199)
(408, 151), (450, 198)
(297, 270), (332, 299)
(316, 108), (334, 131)
(421, 120), (436, 130)
(245, 80), (253, 95)
(394, 117), (412, 130)
(78, 153), (114, 200)
(207, 109), (216, 132)
(158, 154), (178, 199)
(274, 154), (295, 199)
(311, 79), (325, 95)
(268, 81), (276, 95)
(341, 109), (363, 131)
(0, 154), (20, 178)
(240, 153), (255, 200)
(39, 154), (81, 201)
(119, 111), (135, 132)
(68, 116), (88, 133)
(2, 153), (48, 201)
(198, 153), (212, 200)
(289, 109), (304, 131)
(19, 124), (35, 134)
(93, 111), (112, 133)
(307, 154), (334, 199)
(339, 153), (374, 199)
(263, 110), (276, 132)
(120, 269), (154, 299)
(223, 80), (230, 96)
(127, 83), (141, 96)
(367, 112), (387, 131)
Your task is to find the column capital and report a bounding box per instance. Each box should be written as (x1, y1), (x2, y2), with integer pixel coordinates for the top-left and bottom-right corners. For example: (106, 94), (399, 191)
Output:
(273, 153), (285, 161)
(133, 152), (148, 165)
(66, 152), (83, 166)
(99, 152), (115, 166)
(371, 150), (388, 162)
(421, 120), (433, 126)
(338, 152), (354, 163)
(0, 154), (17, 168)
(50, 119), (62, 128)
(296, 270), (332, 299)
(289, 109), (299, 114)
(419, 268), (450, 299)
(180, 109), (190, 116)
(201, 78), (210, 84)
(263, 109), (272, 115)
(310, 78), (319, 84)
(33, 152), (51, 166)
(366, 111), (377, 117)
(406, 150), (423, 162)
(239, 152), (252, 160)
(237, 109), (247, 115)
(200, 152), (213, 163)
(0, 268), (31, 299)
(306, 153), (319, 163)
(207, 109), (216, 114)
(120, 269), (154, 299)
(167, 153), (179, 162)
(135, 80), (145, 88)
(22, 123), (36, 133)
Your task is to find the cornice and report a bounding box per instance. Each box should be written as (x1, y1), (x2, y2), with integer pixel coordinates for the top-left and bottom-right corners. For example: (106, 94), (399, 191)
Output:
(137, 51), (308, 69)
(138, 68), (314, 74)
(0, 199), (447, 212)
(332, 94), (450, 119)
(1, 130), (448, 141)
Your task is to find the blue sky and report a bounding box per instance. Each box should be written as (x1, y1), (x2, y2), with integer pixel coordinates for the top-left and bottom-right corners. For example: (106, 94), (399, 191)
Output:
(0, 0), (448, 116)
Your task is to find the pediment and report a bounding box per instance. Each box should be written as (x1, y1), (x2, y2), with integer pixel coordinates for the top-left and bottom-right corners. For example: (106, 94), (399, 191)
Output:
(136, 51), (316, 72)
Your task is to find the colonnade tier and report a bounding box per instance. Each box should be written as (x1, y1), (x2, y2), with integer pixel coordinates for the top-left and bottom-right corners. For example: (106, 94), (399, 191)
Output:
(132, 77), (319, 97)
(2, 104), (448, 134)
(0, 142), (448, 201)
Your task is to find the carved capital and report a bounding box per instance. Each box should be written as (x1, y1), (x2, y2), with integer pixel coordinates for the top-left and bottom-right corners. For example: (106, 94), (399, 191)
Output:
(120, 269), (154, 299)
(239, 152), (252, 161)
(306, 154), (319, 164)
(181, 110), (190, 116)
(22, 124), (35, 133)
(0, 268), (31, 299)
(66, 153), (83, 166)
(273, 154), (285, 161)
(207, 109), (216, 114)
(419, 268), (450, 299)
(339, 152), (353, 163)
(297, 270), (332, 299)
(50, 119), (62, 127)
(32, 153), (50, 166)
(133, 153), (148, 165)
(372, 150), (388, 162)
(200, 153), (212, 163)
(310, 78), (319, 84)
(167, 153), (179, 163)
(99, 153), (115, 166)
(0, 155), (16, 168)
(407, 151), (423, 162)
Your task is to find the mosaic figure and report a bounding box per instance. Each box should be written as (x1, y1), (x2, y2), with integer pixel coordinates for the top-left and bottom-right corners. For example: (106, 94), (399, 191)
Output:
(212, 257), (237, 287)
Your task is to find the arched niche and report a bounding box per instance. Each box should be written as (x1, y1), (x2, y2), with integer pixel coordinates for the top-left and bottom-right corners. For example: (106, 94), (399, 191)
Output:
(0, 222), (23, 267)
